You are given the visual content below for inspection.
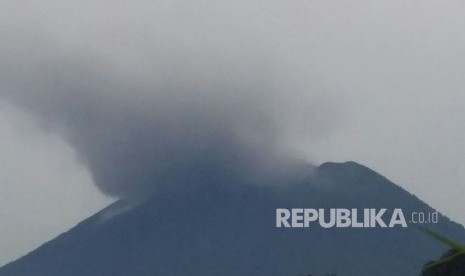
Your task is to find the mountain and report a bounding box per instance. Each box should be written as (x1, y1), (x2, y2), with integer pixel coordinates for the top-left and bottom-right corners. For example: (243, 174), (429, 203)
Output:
(1, 161), (464, 276)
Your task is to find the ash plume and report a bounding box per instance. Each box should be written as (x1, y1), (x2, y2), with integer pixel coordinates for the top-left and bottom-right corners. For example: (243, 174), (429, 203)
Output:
(0, 0), (338, 200)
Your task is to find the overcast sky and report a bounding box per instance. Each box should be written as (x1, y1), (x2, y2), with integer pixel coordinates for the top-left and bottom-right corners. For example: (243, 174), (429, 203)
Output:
(1, 0), (465, 266)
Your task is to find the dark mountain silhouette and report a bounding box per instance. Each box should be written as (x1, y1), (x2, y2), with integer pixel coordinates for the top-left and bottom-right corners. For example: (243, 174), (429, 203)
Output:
(1, 161), (464, 276)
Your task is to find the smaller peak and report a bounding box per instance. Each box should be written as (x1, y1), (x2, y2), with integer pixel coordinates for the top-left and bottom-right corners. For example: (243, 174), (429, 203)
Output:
(318, 161), (364, 170)
(317, 161), (384, 180)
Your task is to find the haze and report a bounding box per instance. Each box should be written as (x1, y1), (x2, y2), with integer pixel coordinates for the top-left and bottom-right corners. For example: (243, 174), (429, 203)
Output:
(0, 0), (464, 266)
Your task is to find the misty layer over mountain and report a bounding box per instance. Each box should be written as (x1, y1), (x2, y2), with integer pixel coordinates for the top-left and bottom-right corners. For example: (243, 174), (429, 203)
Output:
(0, 0), (339, 199)
(0, 60), (328, 200)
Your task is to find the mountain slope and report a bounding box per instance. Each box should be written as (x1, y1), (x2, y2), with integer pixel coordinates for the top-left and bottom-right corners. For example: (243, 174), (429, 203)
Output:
(1, 161), (464, 276)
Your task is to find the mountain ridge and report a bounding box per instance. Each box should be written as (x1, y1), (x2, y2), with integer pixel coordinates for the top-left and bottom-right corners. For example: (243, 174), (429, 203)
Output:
(2, 161), (464, 276)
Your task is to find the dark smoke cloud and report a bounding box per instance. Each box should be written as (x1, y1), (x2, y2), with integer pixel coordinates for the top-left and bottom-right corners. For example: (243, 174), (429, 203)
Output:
(0, 2), (338, 200)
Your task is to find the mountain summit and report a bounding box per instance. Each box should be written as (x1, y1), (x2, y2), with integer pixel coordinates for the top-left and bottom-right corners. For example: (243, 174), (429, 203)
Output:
(1, 161), (464, 276)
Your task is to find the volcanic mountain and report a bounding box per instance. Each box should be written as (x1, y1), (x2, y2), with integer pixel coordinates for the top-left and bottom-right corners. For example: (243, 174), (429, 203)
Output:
(1, 161), (464, 276)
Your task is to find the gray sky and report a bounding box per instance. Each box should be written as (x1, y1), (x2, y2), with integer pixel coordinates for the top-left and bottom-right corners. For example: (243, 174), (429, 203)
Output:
(1, 0), (465, 266)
